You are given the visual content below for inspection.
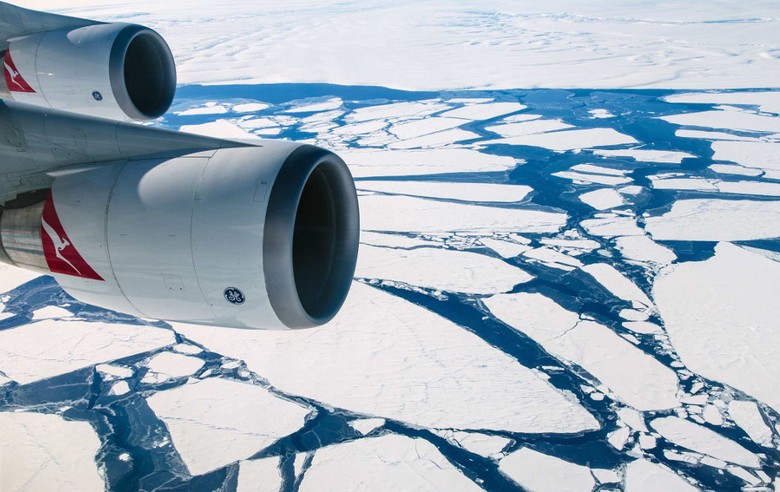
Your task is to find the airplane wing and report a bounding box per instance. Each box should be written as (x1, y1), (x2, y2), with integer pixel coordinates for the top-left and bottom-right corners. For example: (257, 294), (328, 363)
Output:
(0, 3), (359, 331)
(0, 2), (96, 50)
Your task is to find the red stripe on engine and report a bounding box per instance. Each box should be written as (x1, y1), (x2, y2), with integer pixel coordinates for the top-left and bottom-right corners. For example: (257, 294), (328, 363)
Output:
(41, 191), (104, 281)
(3, 51), (36, 93)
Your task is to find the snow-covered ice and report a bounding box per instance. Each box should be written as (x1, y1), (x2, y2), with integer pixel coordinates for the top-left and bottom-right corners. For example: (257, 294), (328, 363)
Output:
(356, 245), (533, 294)
(299, 434), (480, 492)
(728, 401), (774, 448)
(645, 200), (780, 241)
(650, 417), (760, 469)
(0, 412), (104, 491)
(625, 459), (697, 492)
(485, 293), (679, 411)
(498, 447), (595, 492)
(359, 195), (567, 234)
(579, 188), (626, 210)
(146, 378), (310, 475)
(0, 320), (174, 384)
(143, 352), (205, 382)
(654, 243), (780, 412)
(356, 181), (532, 203)
(175, 283), (600, 434)
(237, 457), (282, 492)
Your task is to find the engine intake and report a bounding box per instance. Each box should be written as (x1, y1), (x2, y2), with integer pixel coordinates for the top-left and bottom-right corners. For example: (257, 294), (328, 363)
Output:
(4, 23), (176, 121)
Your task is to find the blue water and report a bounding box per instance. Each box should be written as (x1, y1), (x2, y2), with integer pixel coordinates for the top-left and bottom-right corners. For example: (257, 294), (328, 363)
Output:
(1, 85), (779, 491)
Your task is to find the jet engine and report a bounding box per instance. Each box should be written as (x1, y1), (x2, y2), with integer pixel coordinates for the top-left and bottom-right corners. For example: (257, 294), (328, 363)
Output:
(0, 142), (360, 329)
(3, 23), (176, 121)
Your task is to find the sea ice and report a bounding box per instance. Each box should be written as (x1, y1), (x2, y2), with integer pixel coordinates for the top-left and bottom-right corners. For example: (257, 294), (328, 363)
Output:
(0, 263), (39, 293)
(348, 418), (385, 435)
(624, 459), (697, 492)
(485, 293), (679, 411)
(356, 181), (532, 203)
(581, 216), (644, 237)
(728, 401), (774, 447)
(481, 237), (533, 258)
(299, 434), (480, 492)
(645, 200), (780, 241)
(436, 430), (511, 458)
(579, 188), (626, 210)
(710, 141), (780, 172)
(237, 457), (282, 492)
(143, 352), (205, 382)
(553, 171), (632, 186)
(498, 447), (595, 492)
(0, 320), (175, 385)
(664, 91), (780, 114)
(660, 110), (780, 133)
(650, 417), (760, 468)
(581, 263), (653, 307)
(615, 236), (677, 266)
(0, 412), (104, 491)
(31, 306), (72, 320)
(388, 128), (481, 149)
(359, 195), (567, 234)
(483, 128), (637, 151)
(175, 283), (600, 434)
(440, 102), (526, 120)
(654, 243), (780, 412)
(340, 148), (518, 178)
(593, 149), (694, 164)
(356, 245), (533, 294)
(486, 119), (573, 137)
(146, 377), (310, 475)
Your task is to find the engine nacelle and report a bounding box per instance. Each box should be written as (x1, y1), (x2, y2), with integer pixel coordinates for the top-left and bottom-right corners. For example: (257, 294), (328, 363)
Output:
(4, 23), (176, 121)
(0, 142), (360, 329)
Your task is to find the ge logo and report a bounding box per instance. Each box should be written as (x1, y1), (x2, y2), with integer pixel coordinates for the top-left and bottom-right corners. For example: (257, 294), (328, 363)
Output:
(224, 287), (245, 305)
(92, 91), (103, 101)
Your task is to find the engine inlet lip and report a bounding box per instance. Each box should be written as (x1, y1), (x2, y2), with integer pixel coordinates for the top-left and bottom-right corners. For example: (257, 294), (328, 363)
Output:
(109, 24), (176, 121)
(263, 145), (360, 329)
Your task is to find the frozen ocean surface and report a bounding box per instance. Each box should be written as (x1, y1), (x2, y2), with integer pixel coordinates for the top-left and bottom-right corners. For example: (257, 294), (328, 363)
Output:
(2, 1), (780, 491)
(2, 85), (779, 491)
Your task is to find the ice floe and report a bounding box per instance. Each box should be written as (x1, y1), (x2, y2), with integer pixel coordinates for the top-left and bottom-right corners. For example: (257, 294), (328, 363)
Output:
(359, 195), (567, 234)
(480, 237), (533, 258)
(299, 434), (480, 492)
(579, 188), (626, 210)
(624, 458), (697, 492)
(0, 321), (174, 385)
(440, 102), (526, 120)
(615, 236), (677, 266)
(348, 418), (385, 436)
(355, 181), (532, 203)
(142, 352), (205, 383)
(340, 148), (518, 178)
(654, 243), (780, 411)
(660, 110), (780, 133)
(592, 149), (694, 164)
(237, 457), (282, 492)
(0, 412), (104, 491)
(710, 141), (780, 173)
(356, 245), (533, 294)
(650, 417), (760, 468)
(582, 216), (644, 237)
(435, 430), (511, 458)
(498, 447), (595, 492)
(483, 128), (637, 151)
(645, 200), (780, 241)
(175, 283), (600, 434)
(581, 263), (653, 307)
(485, 293), (679, 411)
(0, 263), (39, 294)
(146, 377), (310, 475)
(728, 401), (774, 448)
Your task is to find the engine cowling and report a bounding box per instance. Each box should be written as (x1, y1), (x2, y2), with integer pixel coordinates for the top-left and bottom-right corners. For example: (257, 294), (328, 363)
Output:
(4, 23), (176, 121)
(0, 142), (360, 329)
